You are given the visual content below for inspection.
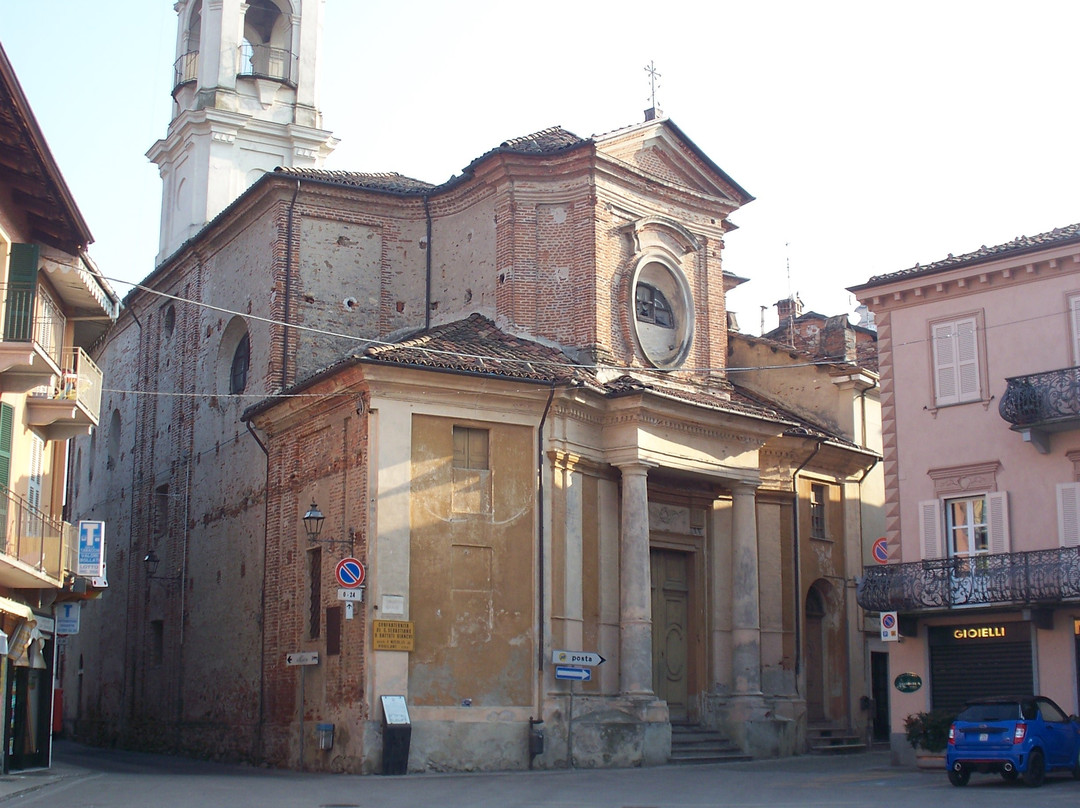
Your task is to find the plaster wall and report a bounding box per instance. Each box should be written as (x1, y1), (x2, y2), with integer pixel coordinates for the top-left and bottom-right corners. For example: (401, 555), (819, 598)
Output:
(885, 270), (1080, 560)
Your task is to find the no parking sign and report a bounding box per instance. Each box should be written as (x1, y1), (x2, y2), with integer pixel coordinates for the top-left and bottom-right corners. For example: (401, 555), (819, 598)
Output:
(335, 557), (366, 588)
(880, 611), (898, 642)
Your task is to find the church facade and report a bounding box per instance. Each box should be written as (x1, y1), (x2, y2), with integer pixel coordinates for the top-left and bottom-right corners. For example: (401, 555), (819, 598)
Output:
(58, 0), (883, 771)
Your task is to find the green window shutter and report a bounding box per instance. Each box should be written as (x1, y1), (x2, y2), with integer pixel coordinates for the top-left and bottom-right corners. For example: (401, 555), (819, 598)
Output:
(4, 244), (38, 342)
(0, 402), (13, 491)
(0, 403), (10, 545)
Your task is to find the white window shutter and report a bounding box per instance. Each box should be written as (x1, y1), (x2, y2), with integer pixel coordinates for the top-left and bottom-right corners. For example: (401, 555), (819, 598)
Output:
(27, 434), (43, 512)
(1057, 482), (1080, 547)
(919, 499), (943, 559)
(1070, 295), (1080, 366)
(932, 323), (958, 406)
(955, 317), (981, 402)
(987, 491), (1010, 554)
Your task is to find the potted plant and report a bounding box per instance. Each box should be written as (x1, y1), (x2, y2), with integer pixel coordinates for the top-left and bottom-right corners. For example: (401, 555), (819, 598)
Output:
(904, 709), (955, 767)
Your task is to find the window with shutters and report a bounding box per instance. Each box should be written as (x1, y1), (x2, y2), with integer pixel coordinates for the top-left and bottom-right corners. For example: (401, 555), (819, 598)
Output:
(1069, 294), (1080, 367)
(0, 403), (12, 545)
(25, 434), (44, 538)
(1057, 482), (1080, 547)
(810, 483), (827, 539)
(930, 314), (984, 406)
(919, 492), (1010, 560)
(452, 426), (491, 515)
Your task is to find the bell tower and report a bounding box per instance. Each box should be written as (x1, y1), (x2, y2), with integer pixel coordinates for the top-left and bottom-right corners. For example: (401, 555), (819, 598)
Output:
(148, 0), (336, 264)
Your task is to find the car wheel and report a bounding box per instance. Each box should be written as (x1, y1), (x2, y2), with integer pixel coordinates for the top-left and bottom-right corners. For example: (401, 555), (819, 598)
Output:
(948, 768), (970, 787)
(1022, 748), (1045, 788)
(1072, 748), (1080, 780)
(1002, 769), (1020, 782)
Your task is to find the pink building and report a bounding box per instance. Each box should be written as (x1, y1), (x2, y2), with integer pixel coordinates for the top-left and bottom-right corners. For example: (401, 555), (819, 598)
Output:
(851, 223), (1080, 763)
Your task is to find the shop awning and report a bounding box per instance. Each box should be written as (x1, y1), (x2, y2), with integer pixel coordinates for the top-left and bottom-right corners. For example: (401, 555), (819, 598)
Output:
(0, 596), (33, 621)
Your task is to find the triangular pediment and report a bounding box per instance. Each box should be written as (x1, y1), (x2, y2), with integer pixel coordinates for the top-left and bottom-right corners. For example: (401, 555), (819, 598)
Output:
(594, 119), (753, 206)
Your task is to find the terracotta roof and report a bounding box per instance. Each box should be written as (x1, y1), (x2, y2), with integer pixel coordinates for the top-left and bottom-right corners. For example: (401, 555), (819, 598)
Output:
(0, 43), (93, 254)
(856, 222), (1080, 288)
(495, 126), (589, 154)
(603, 374), (798, 424)
(362, 314), (590, 384)
(274, 167), (436, 194)
(730, 386), (861, 447)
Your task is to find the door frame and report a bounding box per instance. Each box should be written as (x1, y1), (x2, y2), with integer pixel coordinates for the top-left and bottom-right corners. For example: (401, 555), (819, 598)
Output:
(649, 533), (704, 724)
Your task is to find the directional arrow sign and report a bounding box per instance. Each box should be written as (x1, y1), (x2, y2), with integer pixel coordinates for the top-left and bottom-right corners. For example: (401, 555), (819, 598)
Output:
(286, 651), (319, 667)
(552, 650), (606, 667)
(555, 665), (592, 682)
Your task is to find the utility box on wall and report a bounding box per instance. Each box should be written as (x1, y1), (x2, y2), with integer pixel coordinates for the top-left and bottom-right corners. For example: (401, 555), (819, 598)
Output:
(380, 695), (411, 775)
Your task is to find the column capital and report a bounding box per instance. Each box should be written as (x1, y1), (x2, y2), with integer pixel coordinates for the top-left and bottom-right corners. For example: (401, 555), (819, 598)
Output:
(612, 458), (658, 475)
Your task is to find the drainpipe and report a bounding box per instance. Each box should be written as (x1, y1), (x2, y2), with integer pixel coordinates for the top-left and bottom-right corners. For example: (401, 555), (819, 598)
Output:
(423, 195), (433, 330)
(536, 383), (556, 672)
(282, 181), (301, 390)
(246, 420), (271, 760)
(791, 439), (823, 682)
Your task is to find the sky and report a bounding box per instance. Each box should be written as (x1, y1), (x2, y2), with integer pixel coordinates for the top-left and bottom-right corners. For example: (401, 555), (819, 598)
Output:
(2, 1), (1079, 334)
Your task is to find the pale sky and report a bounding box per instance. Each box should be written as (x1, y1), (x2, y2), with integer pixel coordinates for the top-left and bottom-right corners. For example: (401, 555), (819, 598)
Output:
(3, 1), (1078, 334)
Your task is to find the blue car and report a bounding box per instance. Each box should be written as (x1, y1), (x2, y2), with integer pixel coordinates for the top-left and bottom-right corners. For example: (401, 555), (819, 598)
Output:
(947, 696), (1080, 787)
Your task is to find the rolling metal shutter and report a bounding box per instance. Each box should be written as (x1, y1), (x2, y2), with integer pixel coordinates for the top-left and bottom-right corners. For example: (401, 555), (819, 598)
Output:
(929, 623), (1033, 712)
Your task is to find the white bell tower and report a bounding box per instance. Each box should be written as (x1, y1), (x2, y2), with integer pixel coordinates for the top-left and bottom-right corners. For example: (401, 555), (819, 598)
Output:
(148, 0), (337, 264)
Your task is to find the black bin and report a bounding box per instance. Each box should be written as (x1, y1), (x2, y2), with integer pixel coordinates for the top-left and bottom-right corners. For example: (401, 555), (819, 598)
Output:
(380, 695), (411, 775)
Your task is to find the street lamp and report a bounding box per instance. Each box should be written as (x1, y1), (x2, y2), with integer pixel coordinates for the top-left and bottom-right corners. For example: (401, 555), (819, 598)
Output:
(302, 500), (355, 554)
(143, 549), (181, 585)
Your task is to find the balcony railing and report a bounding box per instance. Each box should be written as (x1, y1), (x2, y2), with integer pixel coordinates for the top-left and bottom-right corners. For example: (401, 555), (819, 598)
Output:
(26, 346), (103, 432)
(0, 483), (73, 586)
(238, 43), (296, 85)
(999, 366), (1080, 428)
(857, 547), (1080, 612)
(173, 50), (198, 91)
(1, 283), (65, 365)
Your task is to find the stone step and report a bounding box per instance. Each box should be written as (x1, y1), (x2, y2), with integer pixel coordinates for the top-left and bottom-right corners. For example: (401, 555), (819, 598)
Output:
(807, 724), (866, 754)
(670, 725), (752, 765)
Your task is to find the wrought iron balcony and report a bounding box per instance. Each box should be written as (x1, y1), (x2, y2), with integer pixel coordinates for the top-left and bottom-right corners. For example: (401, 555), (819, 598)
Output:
(857, 546), (1080, 612)
(238, 43), (296, 85)
(0, 483), (75, 589)
(999, 366), (1080, 431)
(173, 50), (198, 92)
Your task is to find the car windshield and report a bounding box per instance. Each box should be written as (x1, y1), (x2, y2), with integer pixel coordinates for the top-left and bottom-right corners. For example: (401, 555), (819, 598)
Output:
(957, 703), (1022, 722)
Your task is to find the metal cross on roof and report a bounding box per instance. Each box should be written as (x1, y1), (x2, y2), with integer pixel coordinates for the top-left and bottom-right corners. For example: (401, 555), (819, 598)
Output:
(644, 60), (662, 119)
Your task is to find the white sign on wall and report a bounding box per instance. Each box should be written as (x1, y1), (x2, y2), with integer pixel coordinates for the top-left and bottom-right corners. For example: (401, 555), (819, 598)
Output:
(77, 521), (106, 577)
(880, 611), (899, 642)
(55, 602), (80, 635)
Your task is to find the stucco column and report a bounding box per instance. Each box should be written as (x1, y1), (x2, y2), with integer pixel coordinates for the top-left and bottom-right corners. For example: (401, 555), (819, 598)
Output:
(730, 482), (762, 695)
(617, 462), (654, 696)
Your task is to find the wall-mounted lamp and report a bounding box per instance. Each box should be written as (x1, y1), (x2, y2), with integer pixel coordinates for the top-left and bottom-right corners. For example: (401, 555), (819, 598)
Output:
(303, 501), (355, 554)
(143, 549), (182, 585)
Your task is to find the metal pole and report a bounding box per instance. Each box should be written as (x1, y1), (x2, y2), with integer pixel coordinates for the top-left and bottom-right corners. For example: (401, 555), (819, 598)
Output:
(299, 667), (305, 771)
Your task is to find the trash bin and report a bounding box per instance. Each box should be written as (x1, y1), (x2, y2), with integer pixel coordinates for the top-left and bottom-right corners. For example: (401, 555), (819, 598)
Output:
(380, 695), (411, 775)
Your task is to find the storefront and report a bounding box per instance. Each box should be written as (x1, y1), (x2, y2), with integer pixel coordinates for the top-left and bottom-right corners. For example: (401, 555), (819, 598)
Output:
(928, 621), (1033, 712)
(0, 601), (53, 772)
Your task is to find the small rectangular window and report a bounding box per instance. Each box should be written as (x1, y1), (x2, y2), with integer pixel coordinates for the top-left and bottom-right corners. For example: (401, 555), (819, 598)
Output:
(453, 427), (489, 470)
(326, 606), (342, 656)
(150, 620), (164, 667)
(308, 547), (322, 639)
(155, 484), (169, 538)
(810, 483), (827, 539)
